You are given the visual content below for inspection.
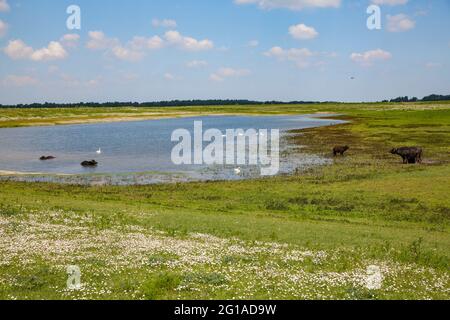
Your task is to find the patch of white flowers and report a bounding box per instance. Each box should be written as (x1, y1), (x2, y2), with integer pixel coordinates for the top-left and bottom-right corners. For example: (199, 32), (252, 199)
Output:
(0, 209), (449, 300)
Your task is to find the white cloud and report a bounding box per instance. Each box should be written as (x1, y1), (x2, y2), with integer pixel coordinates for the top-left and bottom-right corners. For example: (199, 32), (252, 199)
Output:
(386, 14), (415, 32)
(247, 40), (259, 47)
(129, 36), (164, 50)
(210, 67), (251, 81)
(61, 34), (80, 42)
(350, 49), (392, 66)
(111, 46), (144, 62)
(3, 40), (33, 59)
(86, 31), (119, 50)
(210, 73), (224, 82)
(164, 73), (174, 80)
(87, 32), (157, 62)
(164, 73), (182, 81)
(371, 0), (408, 6)
(59, 74), (101, 88)
(0, 0), (10, 12)
(186, 60), (208, 68)
(86, 30), (213, 60)
(0, 19), (8, 38)
(217, 46), (230, 52)
(3, 39), (68, 61)
(219, 68), (251, 77)
(164, 31), (214, 51)
(264, 46), (314, 68)
(289, 24), (318, 40)
(59, 74), (80, 87)
(60, 33), (80, 48)
(86, 78), (100, 87)
(31, 42), (68, 61)
(414, 10), (428, 17)
(122, 73), (139, 81)
(425, 62), (442, 69)
(48, 65), (59, 73)
(234, 0), (341, 11)
(2, 75), (38, 87)
(152, 19), (177, 28)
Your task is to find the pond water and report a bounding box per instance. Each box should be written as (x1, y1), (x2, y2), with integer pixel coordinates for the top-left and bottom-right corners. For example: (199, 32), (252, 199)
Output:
(0, 114), (345, 184)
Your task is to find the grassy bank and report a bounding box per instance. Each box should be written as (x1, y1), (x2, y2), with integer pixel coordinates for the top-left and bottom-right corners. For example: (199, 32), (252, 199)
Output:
(0, 102), (449, 300)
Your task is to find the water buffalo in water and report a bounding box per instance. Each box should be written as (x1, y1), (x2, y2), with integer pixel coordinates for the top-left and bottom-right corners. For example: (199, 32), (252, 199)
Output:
(333, 146), (350, 156)
(39, 156), (56, 161)
(390, 147), (423, 164)
(81, 160), (98, 167)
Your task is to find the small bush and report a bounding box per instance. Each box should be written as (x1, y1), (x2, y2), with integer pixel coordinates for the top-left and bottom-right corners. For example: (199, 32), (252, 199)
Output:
(222, 255), (253, 264)
(396, 238), (449, 269)
(183, 272), (228, 286)
(409, 238), (424, 262)
(264, 199), (289, 211)
(147, 252), (178, 266)
(16, 265), (51, 291)
(141, 272), (181, 300)
(0, 204), (22, 217)
(346, 286), (379, 300)
(335, 204), (355, 212)
(288, 197), (310, 205)
(389, 197), (419, 205)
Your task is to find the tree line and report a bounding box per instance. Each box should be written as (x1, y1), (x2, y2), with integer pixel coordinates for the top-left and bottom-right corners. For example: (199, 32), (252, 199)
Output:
(386, 94), (450, 103)
(0, 100), (327, 109)
(0, 95), (448, 109)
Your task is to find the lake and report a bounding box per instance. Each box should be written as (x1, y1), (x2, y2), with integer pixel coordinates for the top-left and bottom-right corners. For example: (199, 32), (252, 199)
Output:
(0, 114), (345, 184)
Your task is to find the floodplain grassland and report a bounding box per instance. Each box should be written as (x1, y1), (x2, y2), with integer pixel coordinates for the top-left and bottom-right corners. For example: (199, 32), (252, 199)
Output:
(0, 101), (448, 128)
(0, 102), (449, 300)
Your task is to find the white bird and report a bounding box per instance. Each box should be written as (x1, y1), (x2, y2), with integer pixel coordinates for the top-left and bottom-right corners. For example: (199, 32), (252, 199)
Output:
(234, 167), (241, 175)
(96, 148), (102, 155)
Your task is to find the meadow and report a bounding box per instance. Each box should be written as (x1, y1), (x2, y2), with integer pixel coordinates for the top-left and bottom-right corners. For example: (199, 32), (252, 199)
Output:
(0, 102), (449, 300)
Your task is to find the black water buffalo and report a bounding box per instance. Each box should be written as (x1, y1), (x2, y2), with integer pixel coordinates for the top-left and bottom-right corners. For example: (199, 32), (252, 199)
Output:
(390, 147), (423, 164)
(333, 145), (350, 156)
(39, 156), (56, 161)
(81, 160), (98, 167)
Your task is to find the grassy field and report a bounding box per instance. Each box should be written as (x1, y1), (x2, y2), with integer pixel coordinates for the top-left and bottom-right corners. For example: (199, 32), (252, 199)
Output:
(0, 102), (449, 300)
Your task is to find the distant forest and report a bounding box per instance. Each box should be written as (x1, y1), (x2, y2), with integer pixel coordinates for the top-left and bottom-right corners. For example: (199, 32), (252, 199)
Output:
(0, 94), (449, 109)
(386, 94), (450, 103)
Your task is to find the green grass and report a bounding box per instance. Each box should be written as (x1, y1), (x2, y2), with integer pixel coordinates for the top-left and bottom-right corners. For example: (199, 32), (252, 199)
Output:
(0, 102), (449, 300)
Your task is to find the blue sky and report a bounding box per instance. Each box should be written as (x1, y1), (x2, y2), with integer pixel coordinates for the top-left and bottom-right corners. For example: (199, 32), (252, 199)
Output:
(0, 0), (449, 104)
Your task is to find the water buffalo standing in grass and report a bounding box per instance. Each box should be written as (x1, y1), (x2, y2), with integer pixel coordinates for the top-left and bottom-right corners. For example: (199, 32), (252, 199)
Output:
(81, 160), (98, 167)
(39, 156), (56, 161)
(333, 146), (349, 156)
(390, 147), (423, 164)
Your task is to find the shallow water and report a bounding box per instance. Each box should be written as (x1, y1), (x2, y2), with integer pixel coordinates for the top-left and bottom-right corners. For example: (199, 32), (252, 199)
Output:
(0, 114), (345, 184)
